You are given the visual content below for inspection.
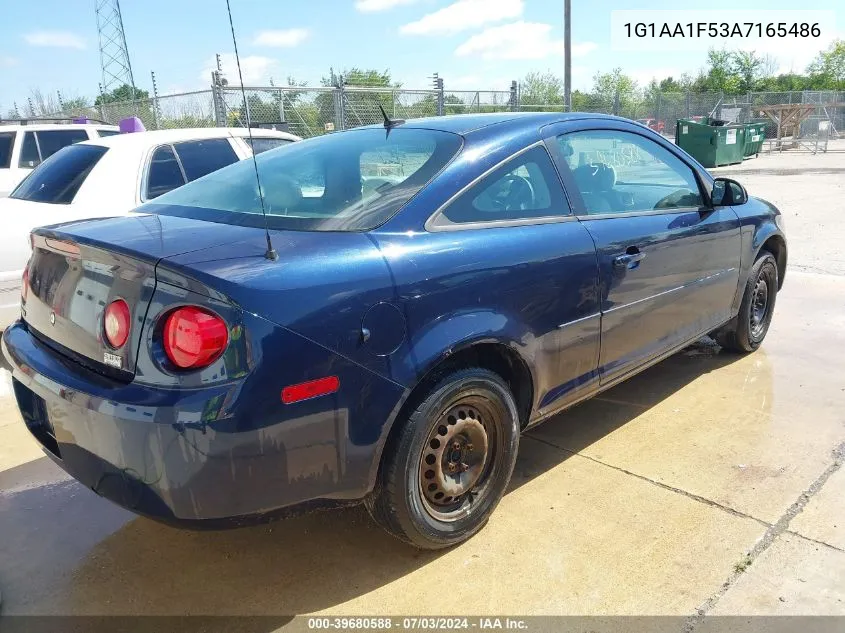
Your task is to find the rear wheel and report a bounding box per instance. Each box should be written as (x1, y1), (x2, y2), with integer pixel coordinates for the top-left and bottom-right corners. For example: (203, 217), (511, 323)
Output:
(367, 368), (520, 549)
(715, 250), (778, 353)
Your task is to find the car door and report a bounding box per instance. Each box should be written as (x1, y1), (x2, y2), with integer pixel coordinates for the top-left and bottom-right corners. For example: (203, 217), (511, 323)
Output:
(404, 142), (601, 417)
(546, 122), (741, 386)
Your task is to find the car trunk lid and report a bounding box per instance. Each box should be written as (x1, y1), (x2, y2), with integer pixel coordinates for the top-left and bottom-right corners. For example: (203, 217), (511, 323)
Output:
(23, 213), (261, 379)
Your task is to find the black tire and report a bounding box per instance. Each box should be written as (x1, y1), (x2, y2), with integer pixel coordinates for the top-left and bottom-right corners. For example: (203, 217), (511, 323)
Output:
(715, 250), (778, 353)
(366, 368), (520, 549)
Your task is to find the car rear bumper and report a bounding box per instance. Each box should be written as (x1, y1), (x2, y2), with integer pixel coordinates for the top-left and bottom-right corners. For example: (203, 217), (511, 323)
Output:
(2, 319), (406, 527)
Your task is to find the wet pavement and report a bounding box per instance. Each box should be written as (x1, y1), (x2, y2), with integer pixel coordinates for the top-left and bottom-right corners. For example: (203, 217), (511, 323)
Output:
(1, 270), (843, 618)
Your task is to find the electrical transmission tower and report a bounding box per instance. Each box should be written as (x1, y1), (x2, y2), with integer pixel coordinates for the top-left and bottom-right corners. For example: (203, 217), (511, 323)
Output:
(95, 0), (136, 101)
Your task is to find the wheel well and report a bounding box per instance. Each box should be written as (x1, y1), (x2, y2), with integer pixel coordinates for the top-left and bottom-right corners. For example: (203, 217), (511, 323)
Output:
(400, 344), (534, 432)
(762, 235), (787, 289)
(369, 343), (534, 494)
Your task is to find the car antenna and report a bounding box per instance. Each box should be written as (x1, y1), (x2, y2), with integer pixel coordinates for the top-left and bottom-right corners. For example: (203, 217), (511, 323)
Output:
(225, 0), (278, 261)
(378, 104), (405, 131)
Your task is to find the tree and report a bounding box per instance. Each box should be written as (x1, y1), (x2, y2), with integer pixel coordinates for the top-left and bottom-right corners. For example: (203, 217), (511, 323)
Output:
(731, 50), (765, 93)
(443, 94), (466, 116)
(62, 96), (91, 110)
(95, 84), (150, 106)
(657, 76), (686, 93)
(332, 68), (395, 88)
(699, 48), (740, 93)
(315, 67), (400, 130)
(519, 71), (563, 109)
(27, 88), (60, 116)
(807, 39), (845, 89)
(590, 68), (638, 114)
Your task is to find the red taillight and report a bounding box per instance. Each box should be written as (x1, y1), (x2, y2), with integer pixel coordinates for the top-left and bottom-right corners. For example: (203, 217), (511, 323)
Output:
(162, 307), (229, 370)
(21, 264), (29, 302)
(282, 376), (340, 404)
(104, 299), (131, 349)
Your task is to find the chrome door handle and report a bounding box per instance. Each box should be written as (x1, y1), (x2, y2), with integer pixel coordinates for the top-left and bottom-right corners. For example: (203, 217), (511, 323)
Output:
(613, 251), (647, 269)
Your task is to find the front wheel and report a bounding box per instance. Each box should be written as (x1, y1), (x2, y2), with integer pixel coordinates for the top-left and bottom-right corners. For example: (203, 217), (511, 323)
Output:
(367, 368), (520, 549)
(715, 250), (778, 353)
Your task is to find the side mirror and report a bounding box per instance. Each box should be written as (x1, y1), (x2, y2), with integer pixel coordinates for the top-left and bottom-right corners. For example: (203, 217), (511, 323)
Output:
(711, 177), (748, 206)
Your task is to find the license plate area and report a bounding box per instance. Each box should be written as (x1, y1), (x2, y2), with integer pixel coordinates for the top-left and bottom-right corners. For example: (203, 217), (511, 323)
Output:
(12, 379), (61, 458)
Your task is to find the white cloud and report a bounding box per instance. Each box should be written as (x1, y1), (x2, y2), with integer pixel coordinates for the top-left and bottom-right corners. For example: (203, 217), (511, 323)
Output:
(253, 29), (310, 48)
(356, 0), (419, 12)
(0, 55), (18, 67)
(401, 0), (523, 36)
(456, 21), (597, 61)
(201, 54), (277, 86)
(24, 31), (85, 49)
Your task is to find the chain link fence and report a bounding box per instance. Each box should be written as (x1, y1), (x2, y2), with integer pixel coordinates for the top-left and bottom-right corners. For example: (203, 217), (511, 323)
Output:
(33, 82), (843, 145)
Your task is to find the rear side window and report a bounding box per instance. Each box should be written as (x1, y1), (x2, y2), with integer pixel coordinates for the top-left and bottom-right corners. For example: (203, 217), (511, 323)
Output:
(0, 132), (14, 168)
(246, 137), (293, 155)
(146, 145), (186, 199)
(16, 129), (90, 168)
(96, 129), (120, 138)
(438, 145), (570, 225)
(36, 130), (90, 161)
(11, 144), (108, 204)
(173, 138), (239, 181)
(19, 132), (40, 167)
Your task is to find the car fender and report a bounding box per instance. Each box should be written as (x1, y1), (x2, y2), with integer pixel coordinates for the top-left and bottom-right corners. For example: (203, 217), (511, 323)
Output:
(398, 308), (534, 386)
(364, 308), (535, 491)
(731, 213), (787, 315)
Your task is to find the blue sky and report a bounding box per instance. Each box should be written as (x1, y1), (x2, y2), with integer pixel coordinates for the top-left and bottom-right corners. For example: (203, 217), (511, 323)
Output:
(0, 0), (841, 110)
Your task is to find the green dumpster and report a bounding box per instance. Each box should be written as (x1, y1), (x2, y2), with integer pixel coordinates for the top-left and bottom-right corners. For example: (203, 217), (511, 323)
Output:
(743, 121), (766, 157)
(675, 118), (746, 168)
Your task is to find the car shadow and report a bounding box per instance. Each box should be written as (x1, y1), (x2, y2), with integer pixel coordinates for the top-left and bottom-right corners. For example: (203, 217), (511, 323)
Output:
(0, 339), (748, 618)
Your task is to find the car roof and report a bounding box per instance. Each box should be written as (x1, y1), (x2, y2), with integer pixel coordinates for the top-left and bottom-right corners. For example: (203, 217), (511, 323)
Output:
(0, 123), (118, 132)
(76, 126), (300, 149)
(358, 111), (621, 135)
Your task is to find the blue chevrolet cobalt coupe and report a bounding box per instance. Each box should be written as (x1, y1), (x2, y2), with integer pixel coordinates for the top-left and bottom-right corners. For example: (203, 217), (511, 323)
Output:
(4, 113), (786, 549)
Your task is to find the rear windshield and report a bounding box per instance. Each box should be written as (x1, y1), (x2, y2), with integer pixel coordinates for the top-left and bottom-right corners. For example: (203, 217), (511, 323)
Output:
(141, 127), (463, 231)
(11, 144), (108, 204)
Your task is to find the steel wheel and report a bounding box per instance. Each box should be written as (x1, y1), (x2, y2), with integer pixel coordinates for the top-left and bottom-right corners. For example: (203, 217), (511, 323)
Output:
(713, 250), (778, 353)
(418, 396), (499, 522)
(367, 367), (520, 549)
(749, 275), (769, 339)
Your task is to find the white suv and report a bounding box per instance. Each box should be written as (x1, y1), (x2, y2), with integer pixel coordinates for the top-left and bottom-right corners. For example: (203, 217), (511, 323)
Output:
(0, 121), (120, 196)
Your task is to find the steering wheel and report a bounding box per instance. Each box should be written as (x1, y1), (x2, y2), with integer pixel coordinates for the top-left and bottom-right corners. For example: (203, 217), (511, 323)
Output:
(489, 174), (536, 212)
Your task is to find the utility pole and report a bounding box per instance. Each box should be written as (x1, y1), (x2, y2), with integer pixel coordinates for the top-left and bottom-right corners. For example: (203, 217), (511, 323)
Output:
(564, 0), (572, 112)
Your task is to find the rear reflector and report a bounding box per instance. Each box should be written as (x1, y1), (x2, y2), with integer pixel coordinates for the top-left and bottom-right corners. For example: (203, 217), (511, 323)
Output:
(162, 306), (229, 370)
(104, 299), (131, 349)
(282, 376), (340, 404)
